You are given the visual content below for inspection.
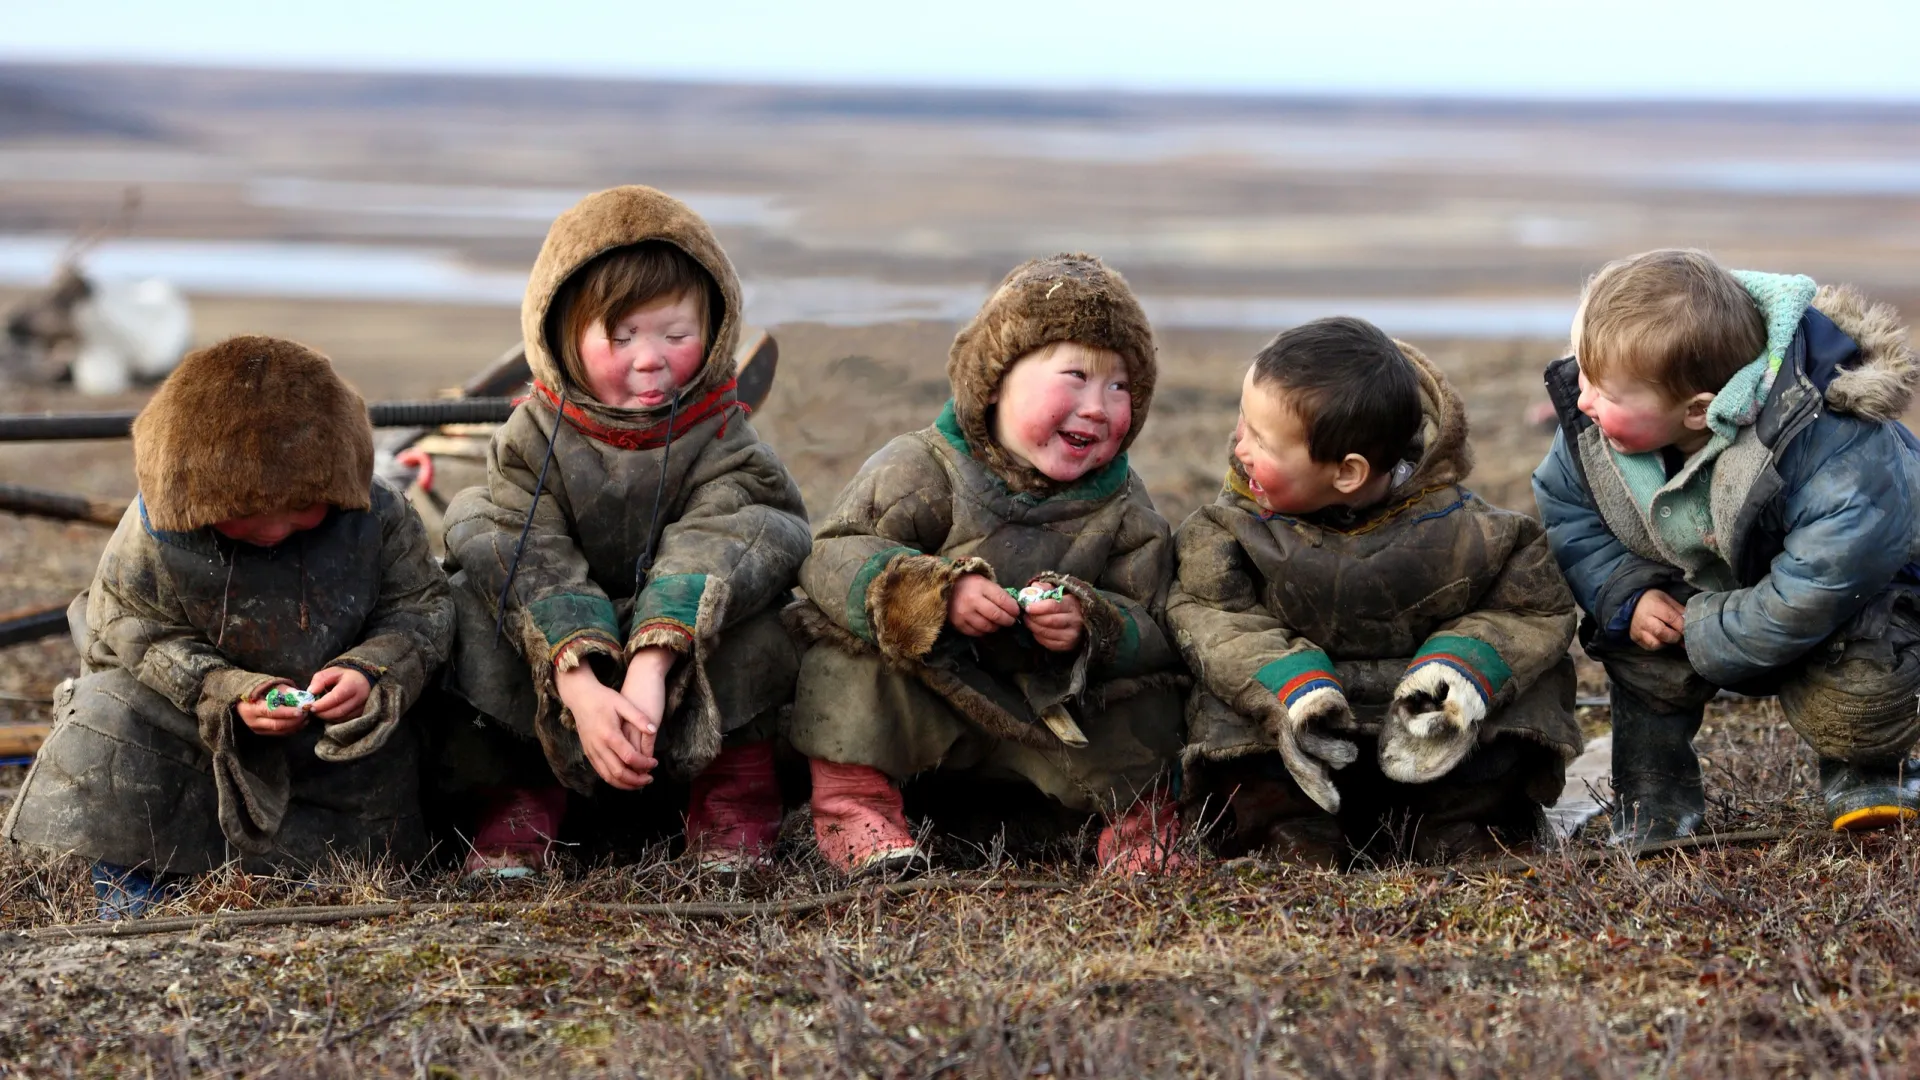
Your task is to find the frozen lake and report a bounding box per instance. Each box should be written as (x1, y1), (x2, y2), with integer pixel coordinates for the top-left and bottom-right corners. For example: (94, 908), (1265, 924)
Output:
(0, 234), (1576, 337)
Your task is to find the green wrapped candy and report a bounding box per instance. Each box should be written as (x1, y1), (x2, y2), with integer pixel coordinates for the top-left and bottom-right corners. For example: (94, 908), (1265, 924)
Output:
(265, 687), (316, 710)
(1011, 584), (1067, 608)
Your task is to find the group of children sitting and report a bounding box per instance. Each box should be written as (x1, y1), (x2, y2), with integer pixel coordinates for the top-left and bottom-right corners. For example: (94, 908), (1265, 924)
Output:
(7, 186), (1919, 918)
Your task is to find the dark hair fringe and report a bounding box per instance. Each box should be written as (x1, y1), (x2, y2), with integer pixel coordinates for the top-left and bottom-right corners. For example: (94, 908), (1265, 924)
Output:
(1251, 316), (1422, 473)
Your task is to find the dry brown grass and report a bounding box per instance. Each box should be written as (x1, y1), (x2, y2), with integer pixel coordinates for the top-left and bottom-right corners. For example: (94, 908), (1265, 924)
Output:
(1, 691), (1914, 1077)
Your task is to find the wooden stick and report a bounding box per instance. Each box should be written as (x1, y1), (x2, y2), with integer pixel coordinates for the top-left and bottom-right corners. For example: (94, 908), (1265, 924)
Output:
(0, 482), (126, 527)
(0, 723), (52, 756)
(8, 876), (1076, 946)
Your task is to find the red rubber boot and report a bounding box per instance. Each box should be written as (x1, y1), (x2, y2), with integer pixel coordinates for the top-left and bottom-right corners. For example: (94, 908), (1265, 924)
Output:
(808, 759), (924, 879)
(685, 741), (785, 870)
(1097, 790), (1187, 875)
(464, 786), (568, 877)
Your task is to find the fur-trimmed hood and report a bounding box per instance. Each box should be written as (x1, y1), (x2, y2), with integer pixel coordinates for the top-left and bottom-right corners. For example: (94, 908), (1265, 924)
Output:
(1810, 283), (1916, 421)
(133, 335), (372, 532)
(523, 185), (744, 428)
(947, 253), (1157, 495)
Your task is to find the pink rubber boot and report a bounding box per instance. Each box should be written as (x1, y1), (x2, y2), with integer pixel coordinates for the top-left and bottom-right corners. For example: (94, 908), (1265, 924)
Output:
(464, 786), (568, 877)
(685, 741), (785, 870)
(808, 759), (924, 879)
(1097, 790), (1188, 875)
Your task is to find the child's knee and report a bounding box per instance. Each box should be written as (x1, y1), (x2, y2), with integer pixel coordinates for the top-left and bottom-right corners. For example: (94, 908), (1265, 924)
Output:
(1780, 654), (1920, 763)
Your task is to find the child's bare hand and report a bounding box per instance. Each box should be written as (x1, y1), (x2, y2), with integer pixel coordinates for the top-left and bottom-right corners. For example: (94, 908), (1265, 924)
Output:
(307, 667), (372, 722)
(557, 663), (657, 790)
(1023, 593), (1085, 652)
(619, 647), (675, 765)
(1629, 589), (1687, 651)
(236, 680), (308, 737)
(948, 573), (1020, 636)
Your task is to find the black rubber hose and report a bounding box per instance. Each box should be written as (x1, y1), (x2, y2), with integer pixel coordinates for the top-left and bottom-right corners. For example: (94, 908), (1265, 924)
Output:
(0, 605), (68, 649)
(0, 398), (518, 442)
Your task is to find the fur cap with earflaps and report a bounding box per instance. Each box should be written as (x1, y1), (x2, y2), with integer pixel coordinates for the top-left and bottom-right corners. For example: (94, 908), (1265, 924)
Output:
(948, 253), (1157, 495)
(522, 184), (744, 427)
(133, 335), (372, 532)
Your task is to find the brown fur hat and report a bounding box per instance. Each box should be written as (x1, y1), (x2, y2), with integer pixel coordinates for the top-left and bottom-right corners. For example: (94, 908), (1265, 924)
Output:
(133, 335), (372, 532)
(523, 185), (743, 427)
(948, 253), (1156, 493)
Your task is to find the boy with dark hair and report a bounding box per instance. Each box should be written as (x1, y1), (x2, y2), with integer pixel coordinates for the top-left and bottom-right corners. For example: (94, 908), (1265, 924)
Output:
(1173, 317), (1580, 864)
(1535, 249), (1920, 841)
(5, 336), (453, 917)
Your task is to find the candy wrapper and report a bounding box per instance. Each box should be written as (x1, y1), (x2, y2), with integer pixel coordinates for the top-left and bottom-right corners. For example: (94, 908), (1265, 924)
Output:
(264, 687), (316, 711)
(1009, 584), (1067, 609)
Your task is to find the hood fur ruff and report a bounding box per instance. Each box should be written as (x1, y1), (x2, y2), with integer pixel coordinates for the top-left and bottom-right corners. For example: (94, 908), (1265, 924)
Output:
(133, 335), (373, 532)
(523, 185), (744, 428)
(1811, 283), (1916, 422)
(1395, 339), (1473, 491)
(947, 253), (1157, 495)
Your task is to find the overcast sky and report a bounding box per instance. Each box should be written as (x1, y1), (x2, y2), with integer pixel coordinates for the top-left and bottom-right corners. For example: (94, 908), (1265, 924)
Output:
(3, 0), (1916, 100)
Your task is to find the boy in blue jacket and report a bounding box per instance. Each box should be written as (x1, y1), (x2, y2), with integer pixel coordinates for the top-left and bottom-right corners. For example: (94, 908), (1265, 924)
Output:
(1534, 249), (1920, 842)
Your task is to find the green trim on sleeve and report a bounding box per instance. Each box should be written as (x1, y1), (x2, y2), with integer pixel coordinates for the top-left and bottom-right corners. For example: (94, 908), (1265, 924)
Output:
(1103, 600), (1143, 672)
(635, 573), (708, 633)
(528, 593), (620, 651)
(1411, 634), (1514, 698)
(847, 546), (918, 642)
(1254, 649), (1342, 710)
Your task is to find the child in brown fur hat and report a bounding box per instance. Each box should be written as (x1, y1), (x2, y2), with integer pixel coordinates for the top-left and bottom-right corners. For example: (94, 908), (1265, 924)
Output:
(4, 335), (453, 919)
(785, 253), (1187, 878)
(438, 186), (811, 875)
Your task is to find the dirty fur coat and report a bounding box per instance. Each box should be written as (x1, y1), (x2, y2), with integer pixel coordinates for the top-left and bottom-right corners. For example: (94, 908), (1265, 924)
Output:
(1171, 343), (1581, 814)
(787, 255), (1184, 787)
(5, 337), (452, 874)
(1536, 281), (1920, 688)
(441, 186), (811, 792)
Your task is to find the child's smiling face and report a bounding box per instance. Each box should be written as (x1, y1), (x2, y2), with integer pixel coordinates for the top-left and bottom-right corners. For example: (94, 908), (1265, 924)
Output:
(989, 343), (1132, 483)
(1576, 365), (1712, 455)
(1234, 369), (1353, 515)
(577, 291), (708, 409)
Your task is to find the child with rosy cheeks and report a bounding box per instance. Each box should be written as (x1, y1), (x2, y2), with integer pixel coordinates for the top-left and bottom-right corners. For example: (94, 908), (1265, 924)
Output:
(945, 342), (1133, 652)
(1170, 317), (1579, 867)
(786, 254), (1188, 879)
(1536, 249), (1920, 843)
(438, 186), (812, 876)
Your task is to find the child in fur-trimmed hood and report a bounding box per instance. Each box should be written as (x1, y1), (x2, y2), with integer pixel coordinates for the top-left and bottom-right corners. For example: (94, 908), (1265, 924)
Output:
(1536, 249), (1920, 842)
(4, 335), (453, 918)
(438, 186), (811, 874)
(784, 253), (1188, 878)
(1171, 317), (1580, 866)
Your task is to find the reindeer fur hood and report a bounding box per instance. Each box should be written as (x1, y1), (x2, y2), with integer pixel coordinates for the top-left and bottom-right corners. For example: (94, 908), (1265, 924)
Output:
(134, 336), (373, 532)
(948, 253), (1157, 496)
(523, 185), (745, 426)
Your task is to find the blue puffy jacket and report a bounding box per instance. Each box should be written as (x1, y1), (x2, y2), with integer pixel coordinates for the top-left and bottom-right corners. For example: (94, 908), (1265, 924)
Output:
(1533, 286), (1920, 686)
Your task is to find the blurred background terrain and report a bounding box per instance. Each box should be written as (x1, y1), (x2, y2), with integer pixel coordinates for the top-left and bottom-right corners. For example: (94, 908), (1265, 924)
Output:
(5, 52), (1920, 1074)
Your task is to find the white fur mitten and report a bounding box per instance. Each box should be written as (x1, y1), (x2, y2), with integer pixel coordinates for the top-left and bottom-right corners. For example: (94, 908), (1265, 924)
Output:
(1379, 662), (1488, 784)
(1273, 685), (1360, 814)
